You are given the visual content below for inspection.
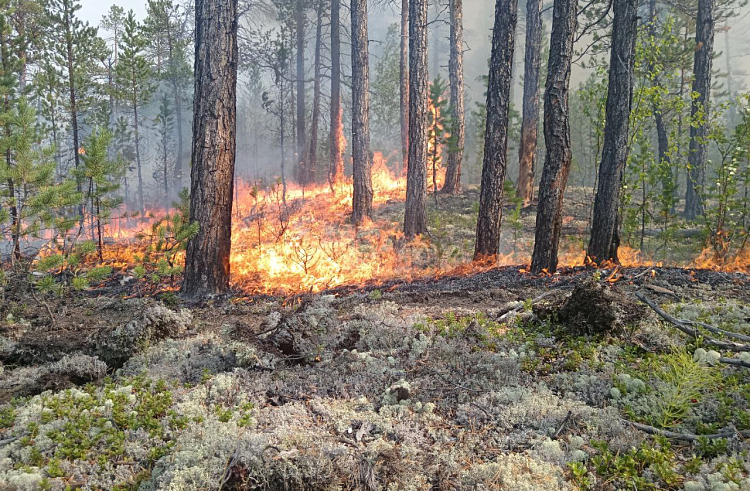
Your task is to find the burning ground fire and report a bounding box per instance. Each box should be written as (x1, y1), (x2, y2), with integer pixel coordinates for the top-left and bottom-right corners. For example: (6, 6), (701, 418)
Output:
(89, 152), (748, 295)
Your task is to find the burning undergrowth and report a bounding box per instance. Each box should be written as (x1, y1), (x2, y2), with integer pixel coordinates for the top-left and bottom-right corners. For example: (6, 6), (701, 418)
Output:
(59, 158), (748, 298)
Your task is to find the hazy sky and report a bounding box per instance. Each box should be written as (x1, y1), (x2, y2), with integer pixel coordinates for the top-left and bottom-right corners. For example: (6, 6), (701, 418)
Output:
(79, 0), (750, 93)
(79, 1), (147, 26)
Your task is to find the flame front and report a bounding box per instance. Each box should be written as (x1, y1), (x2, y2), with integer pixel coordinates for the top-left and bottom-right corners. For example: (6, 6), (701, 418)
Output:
(91, 154), (748, 295)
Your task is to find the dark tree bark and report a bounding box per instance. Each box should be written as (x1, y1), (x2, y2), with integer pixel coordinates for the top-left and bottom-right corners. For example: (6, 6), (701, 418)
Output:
(441, 0), (464, 195)
(295, 0), (307, 184)
(529, 0), (576, 274)
(516, 0), (542, 206)
(399, 0), (409, 174)
(351, 0), (373, 223)
(403, 0), (428, 237)
(62, 3), (81, 188)
(586, 0), (638, 265)
(182, 0), (238, 298)
(329, 0), (344, 186)
(684, 0), (714, 220)
(473, 0), (518, 258)
(308, 0), (324, 183)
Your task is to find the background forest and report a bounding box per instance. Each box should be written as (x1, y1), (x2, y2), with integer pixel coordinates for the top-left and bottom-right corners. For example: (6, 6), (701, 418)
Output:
(0, 0), (749, 289)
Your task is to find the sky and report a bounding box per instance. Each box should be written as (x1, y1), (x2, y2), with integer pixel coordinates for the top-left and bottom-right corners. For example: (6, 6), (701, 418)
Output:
(80, 0), (750, 96)
(79, 1), (147, 26)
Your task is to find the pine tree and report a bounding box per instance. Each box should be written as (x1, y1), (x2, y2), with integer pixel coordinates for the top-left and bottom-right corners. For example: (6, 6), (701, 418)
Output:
(34, 59), (67, 177)
(144, 0), (191, 185)
(182, 0), (238, 298)
(153, 93), (174, 208)
(474, 0), (518, 259)
(0, 3), (23, 258)
(684, 0), (715, 219)
(112, 115), (135, 209)
(516, 0), (542, 206)
(0, 99), (79, 262)
(529, 0), (576, 274)
(441, 0), (464, 194)
(586, 0), (638, 265)
(116, 10), (154, 214)
(75, 127), (123, 262)
(100, 5), (126, 124)
(329, 0), (344, 186)
(403, 0), (429, 237)
(45, 0), (101, 188)
(351, 0), (373, 224)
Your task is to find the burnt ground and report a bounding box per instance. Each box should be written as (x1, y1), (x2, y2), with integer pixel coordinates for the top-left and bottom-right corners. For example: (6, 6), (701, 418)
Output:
(1, 264), (749, 491)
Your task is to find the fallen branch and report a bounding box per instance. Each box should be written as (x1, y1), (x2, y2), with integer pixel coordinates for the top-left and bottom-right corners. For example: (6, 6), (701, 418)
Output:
(635, 292), (750, 353)
(719, 357), (750, 369)
(553, 410), (573, 440)
(625, 419), (750, 441)
(497, 290), (556, 323)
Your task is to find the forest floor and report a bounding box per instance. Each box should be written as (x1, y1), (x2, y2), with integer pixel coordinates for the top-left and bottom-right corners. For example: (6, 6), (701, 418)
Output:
(1, 190), (749, 491)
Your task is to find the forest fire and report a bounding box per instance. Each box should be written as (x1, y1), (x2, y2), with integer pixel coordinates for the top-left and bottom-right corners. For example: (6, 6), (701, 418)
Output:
(88, 153), (748, 296)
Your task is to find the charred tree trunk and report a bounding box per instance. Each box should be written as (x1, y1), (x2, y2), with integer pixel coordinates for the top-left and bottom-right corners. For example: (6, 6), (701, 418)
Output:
(403, 0), (429, 237)
(473, 0), (518, 258)
(399, 0), (409, 174)
(182, 0), (238, 298)
(586, 0), (638, 265)
(296, 0), (307, 184)
(329, 0), (345, 186)
(684, 0), (714, 220)
(351, 0), (373, 223)
(441, 0), (465, 194)
(529, 0), (576, 274)
(516, 0), (542, 206)
(308, 0), (324, 183)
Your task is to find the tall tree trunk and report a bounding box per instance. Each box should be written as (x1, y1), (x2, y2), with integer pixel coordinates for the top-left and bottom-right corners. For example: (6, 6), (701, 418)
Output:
(172, 78), (185, 185)
(529, 0), (576, 274)
(182, 0), (238, 298)
(163, 127), (170, 208)
(308, 0), (323, 184)
(295, 0), (307, 184)
(351, 0), (373, 223)
(473, 0), (518, 258)
(167, 25), (185, 185)
(725, 28), (735, 127)
(684, 0), (714, 220)
(133, 95), (145, 214)
(329, 0), (344, 186)
(403, 0), (429, 237)
(64, 7), (81, 184)
(399, 0), (409, 174)
(586, 0), (638, 265)
(648, 0), (671, 200)
(441, 0), (464, 194)
(516, 0), (542, 206)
